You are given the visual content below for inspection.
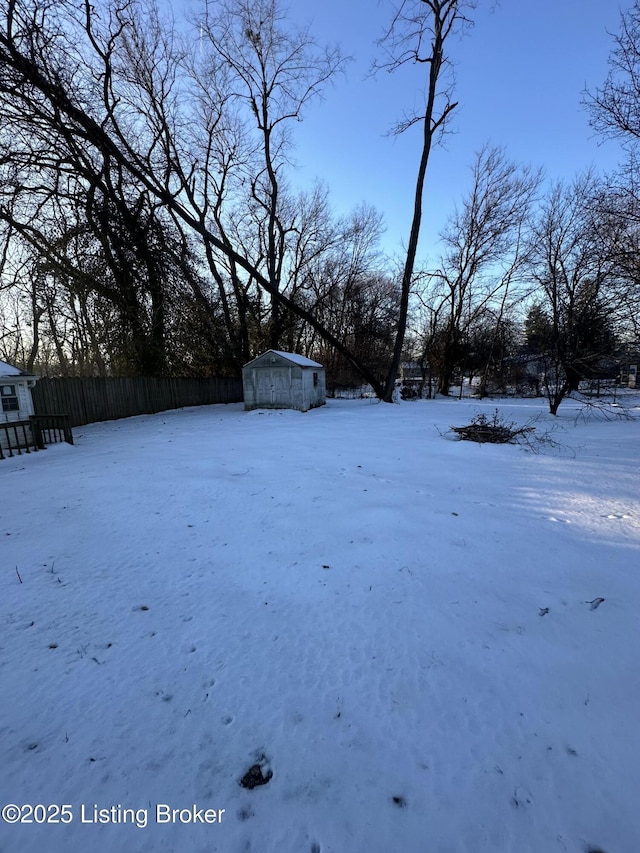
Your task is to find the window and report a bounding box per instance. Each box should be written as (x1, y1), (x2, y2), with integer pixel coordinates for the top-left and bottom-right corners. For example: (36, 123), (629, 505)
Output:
(313, 372), (318, 387)
(1, 384), (19, 413)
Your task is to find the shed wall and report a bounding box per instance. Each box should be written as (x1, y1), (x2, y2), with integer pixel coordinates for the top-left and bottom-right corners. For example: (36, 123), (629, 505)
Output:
(302, 368), (326, 410)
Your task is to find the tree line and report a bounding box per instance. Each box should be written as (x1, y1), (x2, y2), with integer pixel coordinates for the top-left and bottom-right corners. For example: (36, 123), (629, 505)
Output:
(1, 0), (639, 412)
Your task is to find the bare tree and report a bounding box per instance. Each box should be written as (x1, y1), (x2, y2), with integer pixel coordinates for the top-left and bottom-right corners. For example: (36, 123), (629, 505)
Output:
(526, 172), (619, 414)
(585, 3), (640, 342)
(200, 0), (345, 350)
(427, 145), (540, 395)
(0, 0), (189, 375)
(376, 0), (476, 401)
(0, 0), (389, 391)
(586, 3), (640, 145)
(595, 170), (640, 340)
(293, 203), (393, 386)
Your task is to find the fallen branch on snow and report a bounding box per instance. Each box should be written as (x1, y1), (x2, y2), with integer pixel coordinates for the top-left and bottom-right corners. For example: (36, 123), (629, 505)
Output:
(450, 411), (535, 444)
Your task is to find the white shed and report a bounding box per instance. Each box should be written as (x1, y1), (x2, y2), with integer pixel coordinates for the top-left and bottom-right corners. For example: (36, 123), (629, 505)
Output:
(243, 350), (326, 412)
(1, 361), (38, 422)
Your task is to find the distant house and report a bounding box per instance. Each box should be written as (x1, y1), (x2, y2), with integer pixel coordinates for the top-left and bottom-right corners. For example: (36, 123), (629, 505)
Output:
(0, 361), (38, 422)
(399, 361), (423, 381)
(242, 350), (326, 412)
(618, 346), (640, 388)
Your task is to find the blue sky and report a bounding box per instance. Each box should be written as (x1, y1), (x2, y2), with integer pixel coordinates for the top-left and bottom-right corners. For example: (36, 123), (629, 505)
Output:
(281, 0), (627, 261)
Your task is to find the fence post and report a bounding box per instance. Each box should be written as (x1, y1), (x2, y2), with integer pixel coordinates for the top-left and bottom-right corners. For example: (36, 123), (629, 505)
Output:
(62, 415), (74, 445)
(30, 417), (46, 449)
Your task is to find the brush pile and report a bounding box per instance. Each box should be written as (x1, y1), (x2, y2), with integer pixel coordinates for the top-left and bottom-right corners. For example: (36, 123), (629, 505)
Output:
(451, 411), (535, 444)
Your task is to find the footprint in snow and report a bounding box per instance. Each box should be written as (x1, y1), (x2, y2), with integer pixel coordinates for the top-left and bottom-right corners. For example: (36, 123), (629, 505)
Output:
(511, 786), (532, 808)
(237, 806), (254, 822)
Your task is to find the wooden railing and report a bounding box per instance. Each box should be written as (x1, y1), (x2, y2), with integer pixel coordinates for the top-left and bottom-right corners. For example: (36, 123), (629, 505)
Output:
(0, 414), (73, 460)
(0, 419), (39, 459)
(30, 414), (74, 448)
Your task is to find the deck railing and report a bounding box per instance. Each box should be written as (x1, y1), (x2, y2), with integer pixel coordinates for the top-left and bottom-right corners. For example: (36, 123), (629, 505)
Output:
(30, 414), (74, 448)
(0, 419), (38, 459)
(0, 415), (73, 460)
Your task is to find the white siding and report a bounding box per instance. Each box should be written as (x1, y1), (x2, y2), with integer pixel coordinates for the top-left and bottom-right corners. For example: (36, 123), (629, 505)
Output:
(1, 380), (34, 422)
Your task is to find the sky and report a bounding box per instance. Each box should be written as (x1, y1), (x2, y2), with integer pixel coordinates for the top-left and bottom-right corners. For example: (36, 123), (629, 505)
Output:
(2, 394), (639, 852)
(278, 0), (628, 261)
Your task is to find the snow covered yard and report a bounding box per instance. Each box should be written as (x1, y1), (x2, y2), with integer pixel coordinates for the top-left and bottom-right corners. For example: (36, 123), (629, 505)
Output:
(1, 396), (639, 853)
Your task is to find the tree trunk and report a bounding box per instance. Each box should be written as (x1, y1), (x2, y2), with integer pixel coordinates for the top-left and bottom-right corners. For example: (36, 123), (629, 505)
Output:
(381, 4), (459, 402)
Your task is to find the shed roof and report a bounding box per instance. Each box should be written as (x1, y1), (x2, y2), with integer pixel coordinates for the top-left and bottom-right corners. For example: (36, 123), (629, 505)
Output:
(0, 360), (36, 379)
(244, 350), (323, 369)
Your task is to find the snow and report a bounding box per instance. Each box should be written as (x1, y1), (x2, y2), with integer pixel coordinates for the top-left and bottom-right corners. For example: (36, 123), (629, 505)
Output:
(260, 350), (323, 368)
(1, 396), (639, 853)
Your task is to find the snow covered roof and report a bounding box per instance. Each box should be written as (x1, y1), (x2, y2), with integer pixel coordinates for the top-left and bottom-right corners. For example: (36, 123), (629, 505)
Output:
(0, 360), (36, 379)
(244, 350), (323, 369)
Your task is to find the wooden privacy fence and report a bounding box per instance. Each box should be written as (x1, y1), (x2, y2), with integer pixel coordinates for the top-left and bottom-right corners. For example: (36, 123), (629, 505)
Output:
(32, 376), (243, 427)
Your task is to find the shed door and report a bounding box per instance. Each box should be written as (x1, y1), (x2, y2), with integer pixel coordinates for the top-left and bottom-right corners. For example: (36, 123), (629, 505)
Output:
(256, 368), (292, 405)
